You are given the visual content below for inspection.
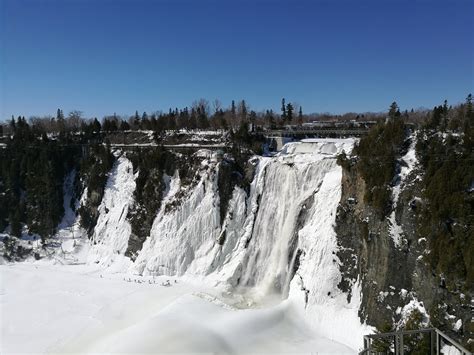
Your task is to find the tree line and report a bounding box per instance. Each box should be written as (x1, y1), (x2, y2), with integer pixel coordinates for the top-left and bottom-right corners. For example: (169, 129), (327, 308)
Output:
(1, 98), (413, 138)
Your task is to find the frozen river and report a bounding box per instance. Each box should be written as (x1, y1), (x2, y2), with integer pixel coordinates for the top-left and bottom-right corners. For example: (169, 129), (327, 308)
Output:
(0, 262), (355, 354)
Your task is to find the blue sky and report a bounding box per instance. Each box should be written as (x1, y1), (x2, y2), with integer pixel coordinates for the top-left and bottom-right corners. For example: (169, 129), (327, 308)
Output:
(1, 0), (473, 119)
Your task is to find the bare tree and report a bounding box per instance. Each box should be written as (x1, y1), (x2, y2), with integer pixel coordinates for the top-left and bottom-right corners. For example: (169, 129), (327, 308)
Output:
(192, 98), (210, 116)
(66, 110), (83, 131)
(29, 115), (55, 133)
(212, 99), (222, 114)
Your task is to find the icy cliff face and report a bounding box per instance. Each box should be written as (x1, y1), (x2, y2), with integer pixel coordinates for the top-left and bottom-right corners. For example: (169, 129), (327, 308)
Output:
(82, 139), (368, 349)
(87, 155), (136, 270)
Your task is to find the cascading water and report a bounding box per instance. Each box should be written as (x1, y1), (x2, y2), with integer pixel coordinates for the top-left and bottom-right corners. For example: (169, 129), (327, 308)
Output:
(238, 158), (336, 299)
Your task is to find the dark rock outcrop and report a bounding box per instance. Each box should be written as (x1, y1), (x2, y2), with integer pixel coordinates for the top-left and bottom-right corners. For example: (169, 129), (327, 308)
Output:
(335, 161), (472, 348)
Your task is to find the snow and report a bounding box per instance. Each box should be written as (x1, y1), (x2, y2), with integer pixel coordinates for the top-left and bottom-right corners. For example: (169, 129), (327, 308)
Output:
(288, 165), (372, 349)
(131, 161), (221, 277)
(389, 135), (418, 248)
(0, 262), (355, 354)
(453, 319), (462, 331)
(396, 298), (430, 329)
(87, 154), (136, 270)
(441, 344), (463, 355)
(281, 138), (356, 159)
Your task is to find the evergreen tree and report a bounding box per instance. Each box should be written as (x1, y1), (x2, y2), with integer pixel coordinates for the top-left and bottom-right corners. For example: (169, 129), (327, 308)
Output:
(197, 106), (209, 129)
(92, 118), (101, 132)
(178, 108), (189, 130)
(168, 113), (177, 131)
(218, 109), (227, 130)
(231, 100), (236, 117)
(9, 116), (16, 133)
(133, 111), (140, 129)
(119, 120), (130, 131)
(298, 106), (303, 125)
(57, 109), (66, 133)
(439, 100), (449, 130)
(189, 108), (198, 130)
(281, 98), (287, 121)
(238, 100), (248, 123)
(103, 118), (118, 132)
(466, 93), (473, 123)
(388, 101), (400, 120)
(286, 103), (294, 122)
(56, 108), (64, 120)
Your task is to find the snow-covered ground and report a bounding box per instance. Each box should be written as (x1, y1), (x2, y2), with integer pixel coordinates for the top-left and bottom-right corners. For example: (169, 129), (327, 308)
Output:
(0, 262), (355, 354)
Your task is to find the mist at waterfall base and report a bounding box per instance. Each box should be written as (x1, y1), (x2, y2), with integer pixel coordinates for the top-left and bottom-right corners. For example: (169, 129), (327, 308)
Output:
(0, 139), (370, 354)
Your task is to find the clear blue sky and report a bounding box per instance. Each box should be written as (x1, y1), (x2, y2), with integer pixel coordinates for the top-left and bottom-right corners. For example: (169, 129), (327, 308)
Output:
(1, 0), (473, 120)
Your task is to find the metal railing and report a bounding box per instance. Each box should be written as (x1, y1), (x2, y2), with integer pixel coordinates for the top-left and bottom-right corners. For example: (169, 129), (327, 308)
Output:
(265, 128), (370, 138)
(359, 328), (471, 355)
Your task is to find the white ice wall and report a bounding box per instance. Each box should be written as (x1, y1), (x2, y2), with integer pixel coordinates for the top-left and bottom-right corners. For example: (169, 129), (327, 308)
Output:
(87, 154), (136, 271)
(132, 165), (222, 277)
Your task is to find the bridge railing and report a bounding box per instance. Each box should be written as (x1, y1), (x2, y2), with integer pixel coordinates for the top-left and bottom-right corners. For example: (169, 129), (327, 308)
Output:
(265, 128), (370, 137)
(359, 328), (471, 355)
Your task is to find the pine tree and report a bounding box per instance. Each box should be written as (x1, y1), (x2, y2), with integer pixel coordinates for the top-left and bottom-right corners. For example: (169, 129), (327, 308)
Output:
(133, 111), (140, 129)
(92, 118), (101, 132)
(440, 100), (449, 130)
(239, 100), (248, 123)
(298, 106), (303, 125)
(56, 108), (64, 120)
(281, 98), (287, 121)
(466, 93), (473, 123)
(9, 116), (16, 133)
(189, 108), (198, 130)
(286, 103), (294, 122)
(119, 120), (130, 131)
(388, 102), (400, 120)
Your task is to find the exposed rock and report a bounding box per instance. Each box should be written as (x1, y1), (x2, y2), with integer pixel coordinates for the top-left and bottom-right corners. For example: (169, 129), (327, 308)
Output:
(335, 159), (472, 347)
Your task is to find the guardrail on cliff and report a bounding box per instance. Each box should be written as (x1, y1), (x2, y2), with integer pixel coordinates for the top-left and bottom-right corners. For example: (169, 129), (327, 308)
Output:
(359, 328), (471, 355)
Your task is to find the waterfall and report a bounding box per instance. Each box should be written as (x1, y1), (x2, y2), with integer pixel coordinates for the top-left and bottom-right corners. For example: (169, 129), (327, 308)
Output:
(239, 158), (336, 299)
(81, 139), (370, 350)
